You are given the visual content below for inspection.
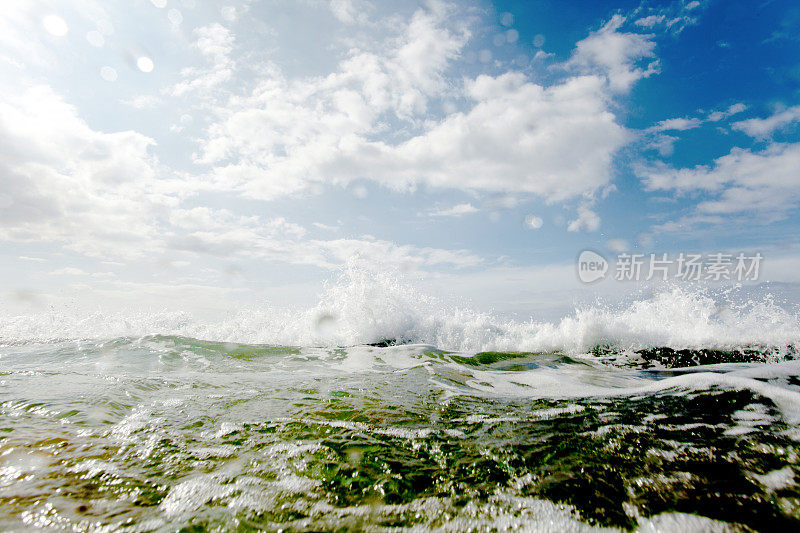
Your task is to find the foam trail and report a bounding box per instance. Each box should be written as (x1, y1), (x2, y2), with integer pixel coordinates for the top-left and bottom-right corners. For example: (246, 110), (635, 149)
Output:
(1, 269), (798, 353)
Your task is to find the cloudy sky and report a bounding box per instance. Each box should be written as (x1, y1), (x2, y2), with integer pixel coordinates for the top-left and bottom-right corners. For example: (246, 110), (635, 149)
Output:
(2, 0), (800, 319)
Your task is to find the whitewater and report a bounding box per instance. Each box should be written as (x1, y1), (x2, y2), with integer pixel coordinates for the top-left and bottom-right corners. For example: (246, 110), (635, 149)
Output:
(2, 269), (799, 353)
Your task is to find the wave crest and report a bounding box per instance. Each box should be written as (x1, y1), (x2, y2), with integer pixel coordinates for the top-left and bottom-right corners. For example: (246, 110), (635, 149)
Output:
(1, 269), (798, 353)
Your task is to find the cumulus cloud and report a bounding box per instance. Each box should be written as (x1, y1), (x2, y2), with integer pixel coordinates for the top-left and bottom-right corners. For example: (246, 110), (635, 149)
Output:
(49, 267), (88, 276)
(637, 142), (800, 220)
(606, 238), (629, 252)
(122, 95), (163, 109)
(0, 84), (481, 272)
(170, 23), (236, 96)
(649, 116), (702, 132)
(0, 2), (683, 285)
(732, 106), (800, 139)
(641, 103), (748, 156)
(708, 102), (746, 122)
(196, 9), (655, 207)
(567, 15), (658, 93)
(567, 205), (601, 232)
(194, 4), (470, 198)
(0, 86), (170, 259)
(329, 0), (371, 25)
(163, 206), (484, 270)
(635, 15), (665, 28)
(430, 203), (478, 217)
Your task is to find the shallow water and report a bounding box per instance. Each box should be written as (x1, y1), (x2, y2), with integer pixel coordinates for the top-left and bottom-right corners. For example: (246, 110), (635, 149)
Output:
(2, 336), (800, 531)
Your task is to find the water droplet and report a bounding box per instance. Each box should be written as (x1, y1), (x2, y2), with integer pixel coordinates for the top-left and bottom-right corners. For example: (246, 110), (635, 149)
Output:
(168, 9), (183, 25)
(43, 15), (68, 37)
(524, 215), (543, 230)
(221, 6), (236, 21)
(137, 56), (154, 73)
(500, 12), (514, 27)
(492, 34), (505, 47)
(97, 20), (114, 36)
(314, 313), (338, 342)
(506, 29), (519, 44)
(86, 30), (104, 47)
(533, 34), (546, 48)
(100, 66), (118, 82)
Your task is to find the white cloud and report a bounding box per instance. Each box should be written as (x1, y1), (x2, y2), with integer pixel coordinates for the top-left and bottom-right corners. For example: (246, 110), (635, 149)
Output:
(708, 102), (746, 122)
(194, 4), (469, 198)
(122, 95), (163, 109)
(638, 142), (800, 219)
(732, 106), (800, 139)
(194, 9), (658, 210)
(359, 72), (629, 200)
(647, 133), (679, 156)
(329, 0), (371, 25)
(170, 23), (235, 96)
(649, 116), (701, 132)
(567, 15), (658, 93)
(165, 209), (483, 271)
(567, 205), (601, 232)
(0, 84), (480, 274)
(635, 15), (665, 28)
(313, 222), (340, 232)
(430, 203), (478, 217)
(630, 0), (707, 36)
(642, 116), (701, 155)
(0, 3), (59, 69)
(645, 103), (746, 141)
(317, 238), (483, 270)
(50, 267), (88, 276)
(200, 69), (630, 202)
(0, 86), (171, 260)
(606, 238), (629, 252)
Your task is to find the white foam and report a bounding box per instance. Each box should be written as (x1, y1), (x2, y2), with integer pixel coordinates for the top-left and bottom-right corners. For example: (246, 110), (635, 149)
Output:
(447, 359), (800, 436)
(752, 467), (795, 492)
(1, 270), (798, 354)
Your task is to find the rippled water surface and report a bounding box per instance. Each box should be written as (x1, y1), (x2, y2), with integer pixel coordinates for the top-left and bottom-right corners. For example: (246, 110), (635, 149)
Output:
(2, 336), (800, 531)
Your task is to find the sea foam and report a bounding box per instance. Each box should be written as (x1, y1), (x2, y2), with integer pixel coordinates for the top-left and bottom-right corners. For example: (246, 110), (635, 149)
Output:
(1, 268), (798, 354)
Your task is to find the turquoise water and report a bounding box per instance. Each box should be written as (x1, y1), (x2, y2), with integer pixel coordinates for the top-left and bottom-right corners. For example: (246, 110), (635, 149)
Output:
(2, 336), (800, 531)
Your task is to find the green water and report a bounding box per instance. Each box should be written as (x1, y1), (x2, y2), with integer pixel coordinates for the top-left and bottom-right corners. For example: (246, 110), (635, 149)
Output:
(1, 336), (799, 531)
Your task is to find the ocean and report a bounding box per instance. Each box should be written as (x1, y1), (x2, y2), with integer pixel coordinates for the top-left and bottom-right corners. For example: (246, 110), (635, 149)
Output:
(1, 273), (800, 531)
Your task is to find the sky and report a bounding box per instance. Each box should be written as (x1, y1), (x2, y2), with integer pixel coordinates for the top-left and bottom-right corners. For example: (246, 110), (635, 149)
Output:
(1, 0), (800, 320)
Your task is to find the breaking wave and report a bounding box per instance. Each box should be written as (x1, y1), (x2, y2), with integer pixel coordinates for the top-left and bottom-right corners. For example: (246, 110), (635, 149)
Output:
(1, 268), (798, 355)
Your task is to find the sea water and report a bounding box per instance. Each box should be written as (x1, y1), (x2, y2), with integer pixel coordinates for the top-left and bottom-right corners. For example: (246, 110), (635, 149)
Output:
(1, 272), (800, 531)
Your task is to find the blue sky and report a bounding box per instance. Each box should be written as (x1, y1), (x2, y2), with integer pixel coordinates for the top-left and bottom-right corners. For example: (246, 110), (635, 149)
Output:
(1, 0), (800, 319)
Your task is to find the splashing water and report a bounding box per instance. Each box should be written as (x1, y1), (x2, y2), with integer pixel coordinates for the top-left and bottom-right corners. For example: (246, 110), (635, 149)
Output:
(2, 268), (798, 352)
